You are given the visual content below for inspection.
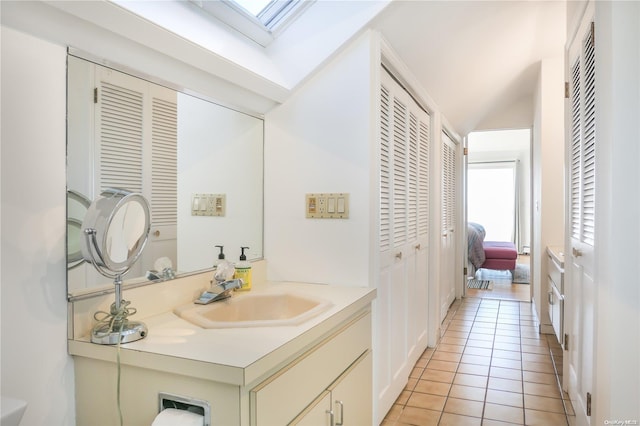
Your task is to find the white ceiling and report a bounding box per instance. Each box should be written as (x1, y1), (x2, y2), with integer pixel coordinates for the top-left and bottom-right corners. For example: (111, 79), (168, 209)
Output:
(370, 0), (566, 135)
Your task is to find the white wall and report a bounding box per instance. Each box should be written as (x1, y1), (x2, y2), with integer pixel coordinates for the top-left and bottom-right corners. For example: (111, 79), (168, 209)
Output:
(1, 27), (75, 425)
(531, 54), (565, 330)
(264, 31), (374, 286)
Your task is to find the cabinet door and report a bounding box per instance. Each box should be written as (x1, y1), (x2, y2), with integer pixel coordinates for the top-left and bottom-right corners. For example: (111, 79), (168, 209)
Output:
(290, 391), (331, 426)
(329, 351), (372, 426)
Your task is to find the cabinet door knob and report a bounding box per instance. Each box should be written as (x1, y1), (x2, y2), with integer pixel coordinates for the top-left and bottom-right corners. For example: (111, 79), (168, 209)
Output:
(572, 247), (583, 257)
(414, 243), (421, 250)
(154, 229), (160, 237)
(395, 252), (402, 260)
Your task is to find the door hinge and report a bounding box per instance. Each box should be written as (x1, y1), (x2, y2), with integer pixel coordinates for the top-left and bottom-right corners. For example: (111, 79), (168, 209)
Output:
(586, 392), (592, 416)
(463, 266), (468, 275)
(564, 333), (569, 351)
(564, 82), (570, 99)
(463, 147), (468, 155)
(94, 87), (98, 104)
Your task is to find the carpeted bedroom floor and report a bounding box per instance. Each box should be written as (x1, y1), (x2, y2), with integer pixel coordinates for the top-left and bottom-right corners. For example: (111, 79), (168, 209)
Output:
(467, 255), (531, 302)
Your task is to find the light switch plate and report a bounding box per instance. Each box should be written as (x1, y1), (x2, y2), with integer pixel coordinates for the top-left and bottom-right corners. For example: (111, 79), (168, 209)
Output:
(192, 193), (226, 216)
(306, 193), (349, 219)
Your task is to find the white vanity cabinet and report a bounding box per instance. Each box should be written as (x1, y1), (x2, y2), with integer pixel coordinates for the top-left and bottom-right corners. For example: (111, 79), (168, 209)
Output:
(250, 312), (371, 425)
(70, 281), (375, 426)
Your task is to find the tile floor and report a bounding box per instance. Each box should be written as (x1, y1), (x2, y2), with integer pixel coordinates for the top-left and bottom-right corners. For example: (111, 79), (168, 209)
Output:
(382, 297), (576, 425)
(467, 256), (531, 302)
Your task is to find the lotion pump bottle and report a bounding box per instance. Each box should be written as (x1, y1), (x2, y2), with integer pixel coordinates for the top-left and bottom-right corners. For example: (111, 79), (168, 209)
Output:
(234, 246), (252, 291)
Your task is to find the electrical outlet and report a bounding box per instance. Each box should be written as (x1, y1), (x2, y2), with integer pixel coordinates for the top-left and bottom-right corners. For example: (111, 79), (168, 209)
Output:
(306, 193), (349, 219)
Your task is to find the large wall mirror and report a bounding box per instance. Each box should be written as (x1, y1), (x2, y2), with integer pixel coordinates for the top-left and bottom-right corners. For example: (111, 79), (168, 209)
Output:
(67, 54), (264, 298)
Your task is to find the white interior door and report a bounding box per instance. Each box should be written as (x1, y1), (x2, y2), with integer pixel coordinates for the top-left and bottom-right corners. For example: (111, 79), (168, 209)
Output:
(565, 8), (596, 424)
(440, 131), (457, 321)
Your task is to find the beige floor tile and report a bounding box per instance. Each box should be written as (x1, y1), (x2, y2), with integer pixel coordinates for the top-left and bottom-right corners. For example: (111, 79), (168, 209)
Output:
(490, 366), (523, 381)
(448, 384), (486, 402)
(522, 353), (552, 364)
(463, 346), (493, 357)
(488, 377), (523, 393)
(438, 412), (482, 426)
(414, 357), (428, 368)
(522, 360), (555, 374)
(485, 389), (524, 408)
(410, 366), (424, 379)
(483, 402), (524, 424)
(453, 373), (488, 388)
(456, 363), (490, 376)
(468, 332), (495, 341)
(397, 406), (441, 426)
(445, 330), (470, 339)
(395, 390), (411, 405)
(494, 335), (520, 344)
(441, 336), (468, 346)
(493, 342), (521, 352)
(523, 381), (562, 398)
(524, 394), (566, 414)
(432, 350), (463, 363)
(522, 371), (558, 385)
(466, 339), (494, 349)
(414, 379), (451, 396)
(427, 359), (459, 372)
(521, 338), (548, 348)
(495, 329), (520, 338)
(422, 368), (455, 383)
(405, 377), (417, 391)
(438, 343), (466, 354)
(524, 408), (568, 425)
(492, 349), (522, 361)
(406, 392), (446, 411)
(495, 323), (520, 331)
(444, 397), (484, 418)
(383, 403), (404, 421)
(491, 357), (522, 370)
(460, 354), (492, 366)
(482, 420), (522, 426)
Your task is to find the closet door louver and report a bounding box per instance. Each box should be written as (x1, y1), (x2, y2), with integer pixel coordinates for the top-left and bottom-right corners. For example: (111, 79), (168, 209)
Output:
(441, 133), (456, 234)
(379, 73), (431, 251)
(380, 85), (392, 252)
(569, 23), (596, 246)
(151, 97), (178, 227)
(98, 81), (144, 194)
(392, 97), (408, 248)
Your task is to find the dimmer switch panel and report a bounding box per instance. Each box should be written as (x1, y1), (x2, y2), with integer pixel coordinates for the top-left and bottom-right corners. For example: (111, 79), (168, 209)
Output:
(306, 193), (349, 219)
(192, 193), (226, 216)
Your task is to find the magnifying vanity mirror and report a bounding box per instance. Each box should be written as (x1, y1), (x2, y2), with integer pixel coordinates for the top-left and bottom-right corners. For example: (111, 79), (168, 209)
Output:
(81, 189), (150, 344)
(67, 53), (264, 299)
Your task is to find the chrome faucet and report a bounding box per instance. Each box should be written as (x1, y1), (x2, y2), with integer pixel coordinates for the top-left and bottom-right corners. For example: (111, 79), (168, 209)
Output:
(195, 278), (243, 304)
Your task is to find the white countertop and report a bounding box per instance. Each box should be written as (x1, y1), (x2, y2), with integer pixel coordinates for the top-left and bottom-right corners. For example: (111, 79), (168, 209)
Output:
(547, 245), (565, 267)
(69, 281), (376, 386)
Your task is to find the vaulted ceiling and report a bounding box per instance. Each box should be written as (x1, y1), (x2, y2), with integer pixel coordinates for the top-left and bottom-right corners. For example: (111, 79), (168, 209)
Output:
(370, 0), (566, 135)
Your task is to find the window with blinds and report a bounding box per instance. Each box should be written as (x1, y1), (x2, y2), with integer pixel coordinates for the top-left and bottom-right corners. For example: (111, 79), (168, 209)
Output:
(379, 67), (431, 252)
(569, 23), (596, 246)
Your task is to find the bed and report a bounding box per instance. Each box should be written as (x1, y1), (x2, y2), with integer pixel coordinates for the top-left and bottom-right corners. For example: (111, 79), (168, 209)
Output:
(467, 223), (518, 274)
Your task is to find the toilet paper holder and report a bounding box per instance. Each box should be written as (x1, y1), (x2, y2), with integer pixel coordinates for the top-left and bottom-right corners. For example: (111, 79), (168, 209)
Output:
(158, 392), (211, 426)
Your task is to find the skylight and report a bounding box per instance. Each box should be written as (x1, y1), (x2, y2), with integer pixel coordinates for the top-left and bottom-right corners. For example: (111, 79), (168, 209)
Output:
(190, 0), (313, 46)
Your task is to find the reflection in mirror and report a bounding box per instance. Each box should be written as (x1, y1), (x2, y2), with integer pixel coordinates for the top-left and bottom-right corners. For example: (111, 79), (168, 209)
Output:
(67, 54), (264, 298)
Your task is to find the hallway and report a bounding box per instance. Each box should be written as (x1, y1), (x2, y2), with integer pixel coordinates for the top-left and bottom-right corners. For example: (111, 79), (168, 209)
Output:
(382, 298), (575, 425)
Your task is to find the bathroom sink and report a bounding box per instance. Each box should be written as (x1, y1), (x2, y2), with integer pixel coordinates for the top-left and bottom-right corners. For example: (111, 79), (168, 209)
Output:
(174, 292), (332, 328)
(1, 397), (27, 426)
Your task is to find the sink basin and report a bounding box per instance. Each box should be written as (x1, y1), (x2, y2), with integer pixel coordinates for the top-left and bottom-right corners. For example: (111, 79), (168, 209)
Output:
(174, 292), (332, 328)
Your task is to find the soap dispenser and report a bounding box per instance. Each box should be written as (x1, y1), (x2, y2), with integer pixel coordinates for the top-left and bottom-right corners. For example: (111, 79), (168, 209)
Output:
(234, 246), (252, 291)
(214, 245), (225, 268)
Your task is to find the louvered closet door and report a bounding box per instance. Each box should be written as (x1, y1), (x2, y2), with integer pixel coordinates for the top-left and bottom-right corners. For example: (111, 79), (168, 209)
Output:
(566, 12), (596, 425)
(377, 67), (430, 423)
(440, 131), (457, 322)
(95, 66), (178, 276)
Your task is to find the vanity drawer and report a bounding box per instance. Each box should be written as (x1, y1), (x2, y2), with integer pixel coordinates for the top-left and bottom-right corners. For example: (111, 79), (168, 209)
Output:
(547, 255), (563, 290)
(250, 310), (371, 426)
